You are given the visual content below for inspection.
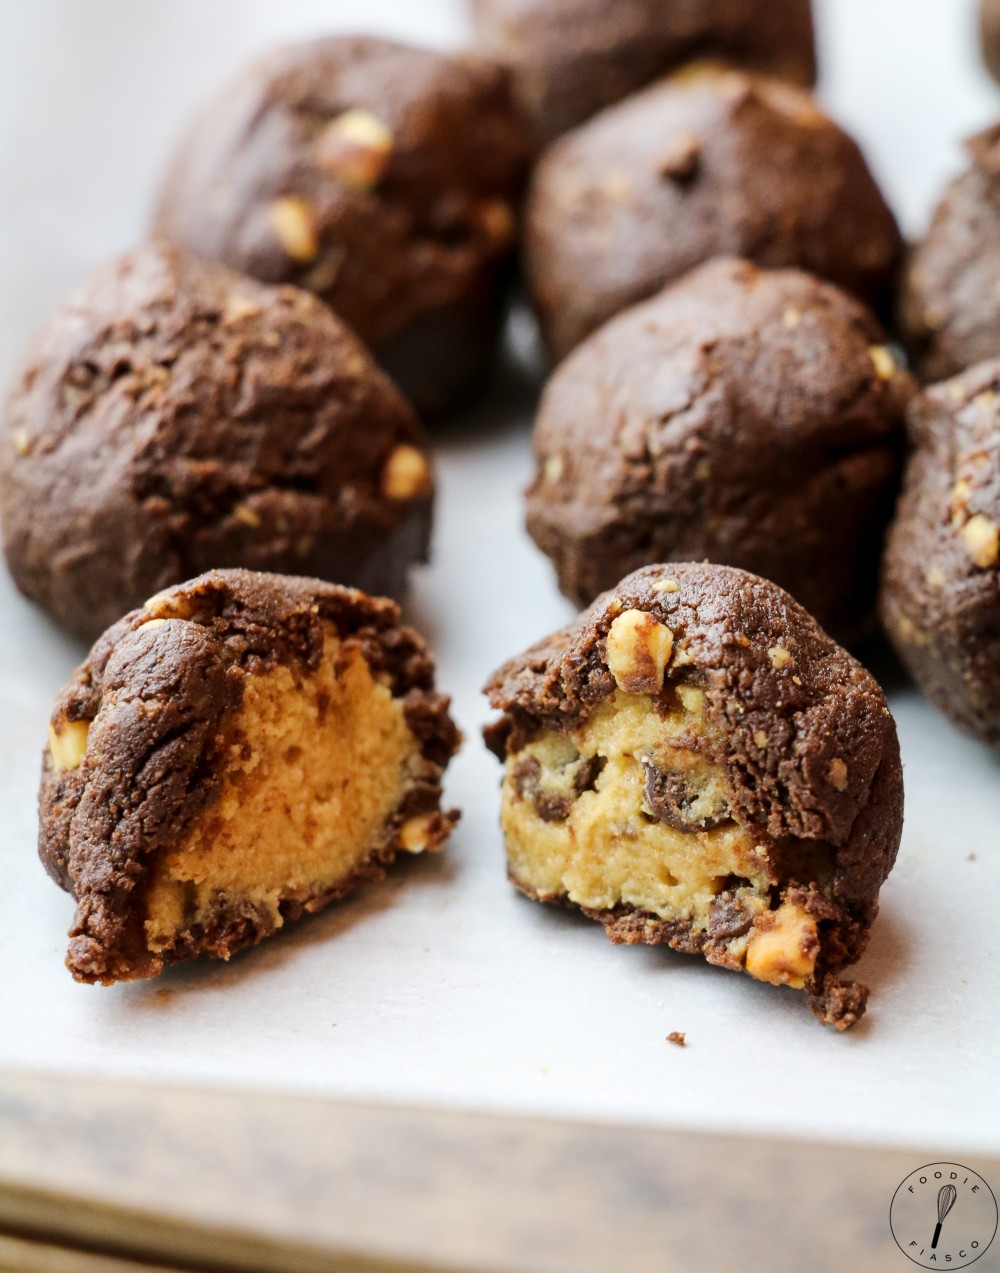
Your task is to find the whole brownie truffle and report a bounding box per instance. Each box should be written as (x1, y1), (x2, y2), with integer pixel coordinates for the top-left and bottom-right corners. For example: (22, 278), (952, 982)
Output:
(471, 0), (816, 148)
(881, 362), (1000, 749)
(0, 243), (435, 644)
(484, 563), (904, 1029)
(154, 36), (530, 416)
(899, 125), (1000, 383)
(525, 66), (902, 360)
(526, 258), (913, 644)
(40, 569), (460, 984)
(982, 0), (1000, 84)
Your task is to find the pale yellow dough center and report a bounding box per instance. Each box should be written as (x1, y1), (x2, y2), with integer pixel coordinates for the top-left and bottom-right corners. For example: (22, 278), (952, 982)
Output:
(501, 686), (819, 987)
(144, 627), (417, 953)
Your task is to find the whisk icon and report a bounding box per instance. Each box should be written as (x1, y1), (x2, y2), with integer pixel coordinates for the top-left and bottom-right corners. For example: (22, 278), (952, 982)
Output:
(932, 1183), (958, 1249)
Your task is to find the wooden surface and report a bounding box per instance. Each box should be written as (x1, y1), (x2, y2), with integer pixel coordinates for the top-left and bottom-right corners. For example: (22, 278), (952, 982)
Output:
(1, 1070), (996, 1272)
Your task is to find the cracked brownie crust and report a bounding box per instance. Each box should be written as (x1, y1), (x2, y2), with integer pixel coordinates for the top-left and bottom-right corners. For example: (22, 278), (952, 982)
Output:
(40, 568), (460, 985)
(470, 0), (817, 149)
(526, 258), (913, 644)
(524, 65), (902, 361)
(154, 36), (531, 416)
(0, 242), (434, 644)
(899, 124), (1000, 383)
(484, 563), (903, 1029)
(880, 361), (1000, 749)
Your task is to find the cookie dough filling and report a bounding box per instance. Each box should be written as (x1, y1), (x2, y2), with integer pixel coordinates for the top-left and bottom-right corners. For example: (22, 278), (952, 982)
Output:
(141, 624), (420, 955)
(485, 565), (905, 1029)
(502, 680), (818, 990)
(39, 569), (460, 984)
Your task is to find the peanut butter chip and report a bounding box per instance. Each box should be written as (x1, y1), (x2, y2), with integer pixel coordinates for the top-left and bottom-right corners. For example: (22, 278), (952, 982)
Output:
(963, 514), (1000, 568)
(382, 445), (431, 500)
(827, 758), (848, 791)
(869, 345), (897, 380)
(768, 646), (792, 670)
(399, 812), (437, 854)
(543, 455), (564, 483)
(606, 609), (674, 695)
(657, 133), (701, 181)
(269, 196), (319, 262)
(651, 578), (680, 594)
(745, 904), (818, 989)
(477, 200), (515, 246)
(223, 296), (262, 325)
(12, 428), (31, 455)
(233, 503), (262, 528)
(316, 109), (394, 188)
(143, 591), (194, 620)
(48, 719), (90, 772)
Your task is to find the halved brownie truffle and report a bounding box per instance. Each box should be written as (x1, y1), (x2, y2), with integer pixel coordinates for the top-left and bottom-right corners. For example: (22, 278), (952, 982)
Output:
(40, 569), (460, 984)
(484, 563), (903, 1029)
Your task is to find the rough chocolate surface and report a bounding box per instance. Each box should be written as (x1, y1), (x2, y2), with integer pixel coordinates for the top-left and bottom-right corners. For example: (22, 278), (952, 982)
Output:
(526, 259), (913, 644)
(899, 124), (1000, 382)
(39, 569), (461, 984)
(471, 0), (817, 148)
(524, 66), (902, 360)
(880, 361), (1000, 750)
(154, 36), (531, 416)
(484, 563), (904, 1028)
(982, 0), (1000, 84)
(0, 242), (434, 644)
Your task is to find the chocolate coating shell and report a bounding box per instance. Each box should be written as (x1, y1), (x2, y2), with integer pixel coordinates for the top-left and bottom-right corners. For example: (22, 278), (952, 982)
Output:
(880, 361), (1000, 750)
(0, 242), (434, 644)
(154, 36), (531, 417)
(470, 0), (817, 148)
(899, 125), (1000, 383)
(525, 66), (902, 361)
(526, 258), (913, 644)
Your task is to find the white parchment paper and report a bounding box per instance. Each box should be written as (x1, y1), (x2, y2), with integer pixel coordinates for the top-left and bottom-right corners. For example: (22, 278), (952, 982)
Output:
(0, 0), (998, 1155)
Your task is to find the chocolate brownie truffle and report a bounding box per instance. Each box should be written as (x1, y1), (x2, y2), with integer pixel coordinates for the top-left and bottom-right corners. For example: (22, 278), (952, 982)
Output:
(982, 0), (1000, 84)
(526, 258), (913, 643)
(154, 36), (530, 416)
(0, 242), (435, 644)
(899, 125), (1000, 383)
(484, 563), (903, 1029)
(471, 0), (817, 148)
(40, 569), (460, 984)
(525, 66), (902, 360)
(881, 362), (1000, 749)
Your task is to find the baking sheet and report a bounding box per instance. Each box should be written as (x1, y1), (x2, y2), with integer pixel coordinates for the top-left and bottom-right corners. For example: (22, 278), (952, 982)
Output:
(1, 0), (998, 1157)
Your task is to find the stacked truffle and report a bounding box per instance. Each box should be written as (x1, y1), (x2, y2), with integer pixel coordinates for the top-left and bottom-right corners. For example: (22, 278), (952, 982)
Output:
(13, 0), (1000, 1032)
